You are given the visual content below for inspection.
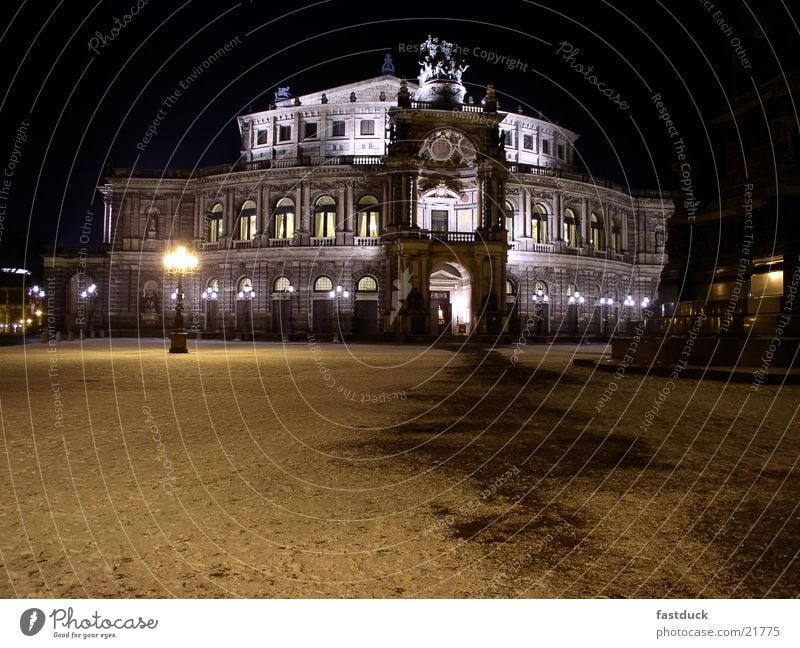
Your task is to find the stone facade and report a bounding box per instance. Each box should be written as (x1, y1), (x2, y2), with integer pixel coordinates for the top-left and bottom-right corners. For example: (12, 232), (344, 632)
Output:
(44, 41), (672, 340)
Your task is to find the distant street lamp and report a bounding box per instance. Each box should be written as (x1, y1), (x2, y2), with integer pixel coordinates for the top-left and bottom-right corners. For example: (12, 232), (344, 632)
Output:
(623, 294), (635, 333)
(599, 295), (614, 336)
(531, 288), (549, 337)
(163, 245), (198, 353)
(567, 291), (584, 336)
(28, 284), (46, 330)
(329, 284), (350, 343)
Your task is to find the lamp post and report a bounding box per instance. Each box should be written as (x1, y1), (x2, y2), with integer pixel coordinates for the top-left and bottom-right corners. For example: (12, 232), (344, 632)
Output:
(623, 295), (635, 333)
(79, 283), (97, 337)
(28, 284), (46, 332)
(599, 295), (614, 337)
(163, 245), (198, 353)
(567, 291), (584, 336)
(329, 284), (350, 343)
(287, 284), (295, 338)
(531, 289), (549, 337)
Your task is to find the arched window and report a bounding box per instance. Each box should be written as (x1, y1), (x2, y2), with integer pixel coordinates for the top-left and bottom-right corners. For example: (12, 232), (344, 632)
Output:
(207, 203), (223, 243)
(273, 276), (292, 293)
(567, 282), (577, 297)
(314, 195), (336, 238)
(202, 278), (219, 300)
(357, 195), (380, 238)
(237, 277), (255, 300)
(274, 197), (295, 239)
(313, 276), (333, 293)
(532, 204), (549, 244)
(357, 275), (378, 292)
(505, 201), (515, 241)
(506, 279), (516, 296)
(591, 212), (605, 251)
(611, 217), (622, 253)
(238, 200), (257, 240)
(563, 208), (579, 246)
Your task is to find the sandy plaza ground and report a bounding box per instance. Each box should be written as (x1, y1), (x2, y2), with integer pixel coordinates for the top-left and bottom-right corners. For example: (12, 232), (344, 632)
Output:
(0, 338), (797, 598)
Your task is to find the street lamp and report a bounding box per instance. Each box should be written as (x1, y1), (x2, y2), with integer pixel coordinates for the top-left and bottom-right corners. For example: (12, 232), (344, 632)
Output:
(28, 284), (46, 330)
(163, 245), (198, 353)
(330, 284), (350, 343)
(531, 289), (549, 337)
(623, 295), (635, 333)
(599, 295), (614, 337)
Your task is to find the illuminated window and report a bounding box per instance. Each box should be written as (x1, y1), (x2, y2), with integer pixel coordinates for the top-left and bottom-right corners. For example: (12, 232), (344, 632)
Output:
(563, 208), (579, 246)
(506, 280), (515, 296)
(591, 212), (605, 251)
(273, 276), (291, 293)
(523, 134), (534, 150)
(274, 197), (295, 239)
(314, 195), (336, 238)
(505, 201), (515, 242)
(207, 203), (223, 243)
(357, 276), (378, 292)
(431, 210), (448, 233)
(357, 195), (380, 238)
(314, 276), (333, 292)
(238, 200), (257, 240)
(532, 204), (548, 243)
(612, 218), (623, 253)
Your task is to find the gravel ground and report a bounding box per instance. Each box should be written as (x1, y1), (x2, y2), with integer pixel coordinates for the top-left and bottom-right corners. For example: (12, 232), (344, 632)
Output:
(0, 338), (797, 598)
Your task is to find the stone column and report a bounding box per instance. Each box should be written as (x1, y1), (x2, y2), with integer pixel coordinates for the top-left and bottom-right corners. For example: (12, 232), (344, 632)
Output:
(582, 197), (590, 247)
(553, 192), (561, 243)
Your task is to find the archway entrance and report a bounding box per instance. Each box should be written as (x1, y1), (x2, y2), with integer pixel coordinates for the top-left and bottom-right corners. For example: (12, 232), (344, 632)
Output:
(429, 262), (472, 336)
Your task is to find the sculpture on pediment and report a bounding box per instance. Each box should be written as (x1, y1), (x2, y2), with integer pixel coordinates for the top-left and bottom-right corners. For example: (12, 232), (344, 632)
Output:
(274, 87), (291, 102)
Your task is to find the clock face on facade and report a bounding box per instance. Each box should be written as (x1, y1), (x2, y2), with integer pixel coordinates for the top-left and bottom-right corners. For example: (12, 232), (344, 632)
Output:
(419, 129), (477, 166)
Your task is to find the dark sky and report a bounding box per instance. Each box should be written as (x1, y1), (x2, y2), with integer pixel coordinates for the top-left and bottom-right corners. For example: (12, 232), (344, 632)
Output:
(0, 0), (797, 272)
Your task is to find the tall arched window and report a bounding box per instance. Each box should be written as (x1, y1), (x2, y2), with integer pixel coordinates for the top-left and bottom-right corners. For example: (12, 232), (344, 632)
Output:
(357, 195), (380, 238)
(534, 280), (548, 297)
(207, 203), (223, 243)
(563, 208), (579, 246)
(274, 197), (294, 239)
(611, 217), (622, 253)
(532, 204), (549, 243)
(591, 212), (605, 251)
(314, 195), (336, 238)
(505, 201), (515, 241)
(238, 200), (257, 240)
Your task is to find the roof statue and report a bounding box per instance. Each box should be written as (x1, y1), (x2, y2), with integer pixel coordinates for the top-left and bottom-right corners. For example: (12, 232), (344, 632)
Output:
(274, 86), (291, 102)
(415, 35), (468, 104)
(418, 35), (468, 85)
(382, 53), (395, 75)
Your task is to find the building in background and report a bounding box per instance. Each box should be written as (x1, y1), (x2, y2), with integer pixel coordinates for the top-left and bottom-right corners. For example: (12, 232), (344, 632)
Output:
(44, 37), (672, 341)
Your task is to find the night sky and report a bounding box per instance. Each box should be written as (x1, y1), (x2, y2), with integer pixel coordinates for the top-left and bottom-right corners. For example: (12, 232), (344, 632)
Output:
(0, 0), (796, 273)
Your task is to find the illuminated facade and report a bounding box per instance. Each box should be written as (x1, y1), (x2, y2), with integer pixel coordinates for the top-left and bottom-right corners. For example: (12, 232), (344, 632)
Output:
(45, 38), (672, 340)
